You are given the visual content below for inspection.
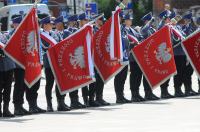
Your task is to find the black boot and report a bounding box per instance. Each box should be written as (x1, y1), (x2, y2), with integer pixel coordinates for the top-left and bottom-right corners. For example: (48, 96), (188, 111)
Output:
(160, 88), (174, 99)
(96, 97), (110, 106)
(185, 85), (199, 97)
(116, 96), (131, 104)
(14, 104), (31, 116)
(145, 92), (160, 101)
(3, 103), (15, 117)
(29, 101), (46, 114)
(47, 99), (54, 112)
(89, 97), (100, 107)
(131, 93), (146, 102)
(83, 97), (89, 107)
(57, 99), (70, 111)
(174, 87), (185, 97)
(70, 98), (86, 109)
(0, 104), (2, 117)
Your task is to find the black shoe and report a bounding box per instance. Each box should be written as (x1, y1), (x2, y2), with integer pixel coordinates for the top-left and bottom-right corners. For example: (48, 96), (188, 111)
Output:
(96, 99), (110, 106)
(185, 90), (199, 97)
(83, 97), (90, 107)
(131, 95), (146, 102)
(3, 110), (15, 118)
(89, 100), (100, 107)
(174, 90), (185, 97)
(35, 106), (46, 113)
(47, 100), (54, 112)
(145, 93), (160, 101)
(57, 102), (71, 111)
(29, 107), (39, 114)
(70, 101), (86, 109)
(14, 106), (26, 116)
(47, 105), (54, 112)
(21, 107), (31, 115)
(116, 97), (131, 104)
(161, 92), (174, 99)
(57, 99), (71, 111)
(0, 106), (2, 117)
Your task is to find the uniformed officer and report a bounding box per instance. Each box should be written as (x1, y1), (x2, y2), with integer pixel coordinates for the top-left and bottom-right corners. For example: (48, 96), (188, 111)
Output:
(53, 15), (71, 110)
(114, 11), (132, 103)
(0, 25), (15, 117)
(124, 13), (159, 102)
(40, 15), (70, 112)
(78, 13), (99, 107)
(11, 15), (31, 116)
(65, 14), (86, 109)
(157, 10), (185, 98)
(141, 11), (173, 99)
(181, 12), (199, 96)
(88, 14), (110, 106)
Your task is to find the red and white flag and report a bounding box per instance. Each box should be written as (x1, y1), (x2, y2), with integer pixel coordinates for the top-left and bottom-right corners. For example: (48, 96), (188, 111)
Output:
(109, 9), (123, 61)
(132, 26), (177, 89)
(47, 25), (95, 94)
(93, 13), (126, 83)
(4, 7), (41, 88)
(182, 29), (200, 79)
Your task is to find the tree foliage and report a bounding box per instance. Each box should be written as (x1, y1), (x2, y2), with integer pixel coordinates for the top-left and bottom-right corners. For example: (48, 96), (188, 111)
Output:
(94, 0), (153, 26)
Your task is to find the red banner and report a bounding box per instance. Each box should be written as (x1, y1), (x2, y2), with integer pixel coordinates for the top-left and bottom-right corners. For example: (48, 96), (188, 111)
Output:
(109, 9), (123, 61)
(47, 25), (95, 95)
(132, 26), (177, 89)
(182, 29), (200, 79)
(93, 14), (126, 83)
(4, 7), (41, 88)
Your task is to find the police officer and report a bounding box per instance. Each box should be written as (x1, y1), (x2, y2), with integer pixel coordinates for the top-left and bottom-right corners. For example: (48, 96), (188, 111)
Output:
(65, 15), (86, 109)
(114, 11), (132, 103)
(141, 11), (173, 99)
(88, 14), (110, 106)
(158, 10), (184, 98)
(0, 25), (15, 117)
(11, 15), (31, 116)
(40, 15), (70, 112)
(181, 12), (199, 96)
(124, 13), (159, 102)
(78, 13), (99, 107)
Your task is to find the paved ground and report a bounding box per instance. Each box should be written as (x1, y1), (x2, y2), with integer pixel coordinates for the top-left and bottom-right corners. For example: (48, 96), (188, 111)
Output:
(0, 71), (200, 132)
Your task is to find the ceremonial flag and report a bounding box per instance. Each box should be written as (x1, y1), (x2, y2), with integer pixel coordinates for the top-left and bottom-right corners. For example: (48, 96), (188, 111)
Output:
(47, 25), (95, 94)
(132, 26), (177, 89)
(93, 13), (126, 83)
(109, 9), (123, 61)
(182, 29), (200, 79)
(4, 7), (41, 88)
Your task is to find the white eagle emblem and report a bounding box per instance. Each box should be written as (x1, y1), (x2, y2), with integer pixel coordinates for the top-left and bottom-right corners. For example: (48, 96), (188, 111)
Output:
(69, 46), (85, 69)
(154, 42), (172, 64)
(27, 31), (38, 56)
(105, 35), (110, 53)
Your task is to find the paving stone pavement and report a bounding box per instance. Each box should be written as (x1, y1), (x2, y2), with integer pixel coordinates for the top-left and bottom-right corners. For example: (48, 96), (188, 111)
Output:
(0, 71), (200, 132)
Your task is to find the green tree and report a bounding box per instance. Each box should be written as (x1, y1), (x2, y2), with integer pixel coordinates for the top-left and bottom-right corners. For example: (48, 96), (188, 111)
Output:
(94, 0), (118, 18)
(94, 0), (153, 26)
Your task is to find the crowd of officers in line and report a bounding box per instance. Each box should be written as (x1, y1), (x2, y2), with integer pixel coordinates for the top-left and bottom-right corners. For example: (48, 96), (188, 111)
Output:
(0, 7), (200, 118)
